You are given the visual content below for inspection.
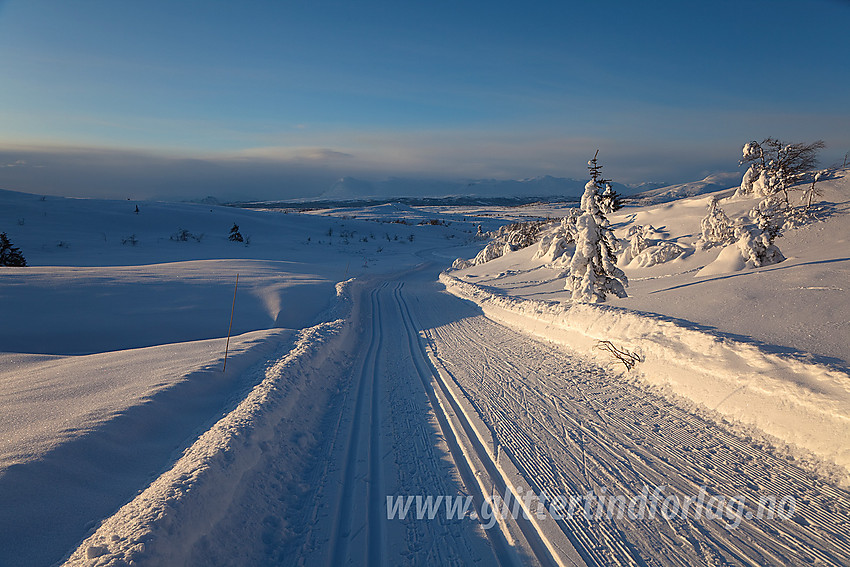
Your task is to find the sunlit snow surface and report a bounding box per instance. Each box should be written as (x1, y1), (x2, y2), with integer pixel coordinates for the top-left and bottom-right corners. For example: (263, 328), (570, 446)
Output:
(1, 173), (849, 566)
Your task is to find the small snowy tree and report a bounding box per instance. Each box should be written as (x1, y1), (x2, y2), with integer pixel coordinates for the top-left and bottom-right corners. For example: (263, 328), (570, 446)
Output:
(734, 217), (785, 267)
(737, 141), (765, 197)
(698, 197), (734, 248)
(0, 232), (27, 266)
(535, 208), (580, 264)
(731, 195), (786, 267)
(626, 225), (649, 258)
(228, 223), (244, 243)
(567, 152), (628, 302)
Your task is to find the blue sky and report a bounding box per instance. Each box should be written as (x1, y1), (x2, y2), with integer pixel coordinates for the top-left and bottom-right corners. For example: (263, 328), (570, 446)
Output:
(1, 0), (849, 199)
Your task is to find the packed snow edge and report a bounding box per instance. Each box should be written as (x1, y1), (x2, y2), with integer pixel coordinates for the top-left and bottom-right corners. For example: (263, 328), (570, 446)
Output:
(62, 279), (358, 566)
(440, 273), (850, 478)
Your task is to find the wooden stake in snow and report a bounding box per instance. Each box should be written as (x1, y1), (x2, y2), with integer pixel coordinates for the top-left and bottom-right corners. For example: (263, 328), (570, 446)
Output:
(223, 273), (239, 372)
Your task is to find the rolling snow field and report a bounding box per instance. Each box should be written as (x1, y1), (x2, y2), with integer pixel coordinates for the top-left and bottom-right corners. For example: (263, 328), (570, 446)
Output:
(1, 173), (849, 567)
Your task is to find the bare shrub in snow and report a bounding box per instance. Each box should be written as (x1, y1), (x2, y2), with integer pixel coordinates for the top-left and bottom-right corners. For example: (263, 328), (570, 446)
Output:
(698, 197), (735, 249)
(596, 340), (643, 370)
(799, 167), (840, 211)
(171, 228), (204, 243)
(567, 152), (627, 302)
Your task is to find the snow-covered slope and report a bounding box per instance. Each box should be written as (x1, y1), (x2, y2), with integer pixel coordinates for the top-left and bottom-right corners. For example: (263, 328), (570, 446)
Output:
(627, 172), (739, 206)
(445, 169), (850, 476)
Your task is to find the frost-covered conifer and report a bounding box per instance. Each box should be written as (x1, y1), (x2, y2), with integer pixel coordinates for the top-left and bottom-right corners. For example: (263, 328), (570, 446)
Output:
(627, 225), (649, 258)
(566, 152), (627, 302)
(733, 197), (785, 267)
(535, 208), (579, 264)
(699, 197), (734, 248)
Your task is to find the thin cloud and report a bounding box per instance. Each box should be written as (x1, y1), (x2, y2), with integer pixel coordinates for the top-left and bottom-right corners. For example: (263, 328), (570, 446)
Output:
(231, 147), (354, 162)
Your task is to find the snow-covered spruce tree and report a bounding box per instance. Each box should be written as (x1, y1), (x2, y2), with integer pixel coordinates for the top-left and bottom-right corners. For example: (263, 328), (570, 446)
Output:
(566, 152), (627, 302)
(627, 225), (650, 257)
(731, 194), (786, 267)
(0, 232), (27, 267)
(698, 197), (734, 249)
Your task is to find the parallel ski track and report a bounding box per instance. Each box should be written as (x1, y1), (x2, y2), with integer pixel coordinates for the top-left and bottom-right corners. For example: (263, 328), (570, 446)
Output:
(420, 305), (850, 567)
(329, 283), (387, 567)
(394, 282), (583, 567)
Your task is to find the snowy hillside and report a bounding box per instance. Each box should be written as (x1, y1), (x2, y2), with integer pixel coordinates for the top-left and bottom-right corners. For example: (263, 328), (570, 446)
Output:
(626, 171), (740, 206)
(446, 169), (850, 475)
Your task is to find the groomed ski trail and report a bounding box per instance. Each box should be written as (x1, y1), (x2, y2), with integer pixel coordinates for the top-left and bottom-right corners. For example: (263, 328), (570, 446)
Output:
(410, 273), (850, 567)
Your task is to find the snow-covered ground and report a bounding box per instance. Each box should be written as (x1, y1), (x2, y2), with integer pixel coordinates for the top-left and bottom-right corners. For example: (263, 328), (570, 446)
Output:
(0, 188), (473, 566)
(446, 170), (850, 478)
(2, 177), (849, 566)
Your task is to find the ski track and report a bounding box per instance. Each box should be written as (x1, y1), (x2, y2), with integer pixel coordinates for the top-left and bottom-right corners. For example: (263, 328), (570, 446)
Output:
(55, 272), (850, 566)
(328, 283), (386, 566)
(394, 282), (582, 567)
(411, 278), (850, 567)
(319, 281), (499, 566)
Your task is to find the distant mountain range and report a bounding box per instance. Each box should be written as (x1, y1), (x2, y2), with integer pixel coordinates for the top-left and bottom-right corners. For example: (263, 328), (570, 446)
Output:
(226, 173), (740, 210)
(319, 175), (645, 201)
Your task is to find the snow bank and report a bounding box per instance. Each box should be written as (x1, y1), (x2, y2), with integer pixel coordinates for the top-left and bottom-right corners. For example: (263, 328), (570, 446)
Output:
(441, 273), (850, 477)
(62, 280), (357, 566)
